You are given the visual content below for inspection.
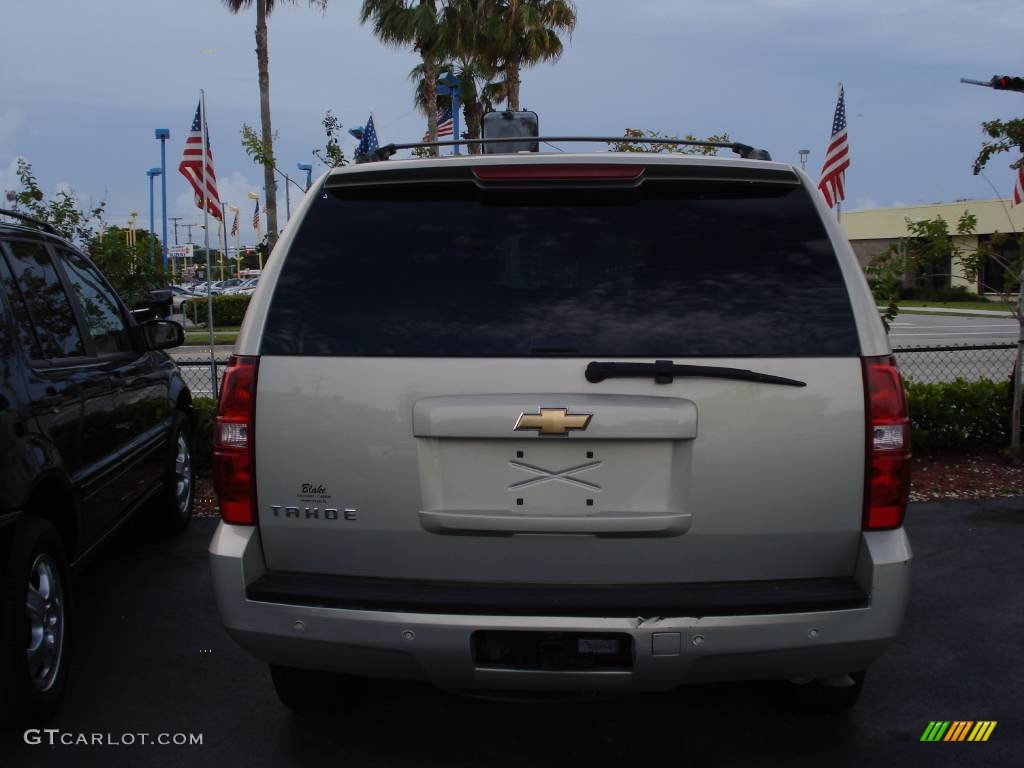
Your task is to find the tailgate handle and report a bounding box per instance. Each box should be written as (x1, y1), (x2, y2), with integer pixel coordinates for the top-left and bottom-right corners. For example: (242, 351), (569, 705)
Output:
(419, 510), (690, 537)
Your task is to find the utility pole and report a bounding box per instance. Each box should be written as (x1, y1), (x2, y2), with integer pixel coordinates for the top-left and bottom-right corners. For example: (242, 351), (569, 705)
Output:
(184, 223), (198, 244)
(169, 217), (183, 245)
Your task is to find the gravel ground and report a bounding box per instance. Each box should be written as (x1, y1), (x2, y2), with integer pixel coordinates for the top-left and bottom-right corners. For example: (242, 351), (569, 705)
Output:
(192, 454), (1024, 515)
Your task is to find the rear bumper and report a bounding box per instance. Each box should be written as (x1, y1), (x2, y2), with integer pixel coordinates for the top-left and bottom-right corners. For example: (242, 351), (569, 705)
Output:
(209, 523), (911, 693)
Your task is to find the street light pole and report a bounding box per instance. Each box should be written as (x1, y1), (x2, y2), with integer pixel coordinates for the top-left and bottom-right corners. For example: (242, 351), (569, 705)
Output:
(146, 168), (162, 263)
(297, 162), (313, 191)
(155, 129), (170, 268)
(438, 73), (461, 154)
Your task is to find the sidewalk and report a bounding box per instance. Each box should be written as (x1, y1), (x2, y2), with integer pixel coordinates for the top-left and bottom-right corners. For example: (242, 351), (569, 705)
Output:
(896, 305), (1015, 318)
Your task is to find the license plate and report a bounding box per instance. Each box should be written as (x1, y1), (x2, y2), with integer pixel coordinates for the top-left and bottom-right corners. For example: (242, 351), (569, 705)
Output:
(577, 638), (620, 654)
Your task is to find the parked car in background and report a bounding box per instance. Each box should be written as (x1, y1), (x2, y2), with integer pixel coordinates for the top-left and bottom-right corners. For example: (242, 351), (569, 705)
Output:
(0, 209), (194, 726)
(210, 278), (243, 295)
(236, 278), (259, 296)
(223, 278), (258, 295)
(209, 144), (912, 713)
(170, 285), (197, 313)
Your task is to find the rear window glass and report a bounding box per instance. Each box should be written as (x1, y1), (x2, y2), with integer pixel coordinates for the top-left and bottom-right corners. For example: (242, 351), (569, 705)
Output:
(262, 177), (859, 357)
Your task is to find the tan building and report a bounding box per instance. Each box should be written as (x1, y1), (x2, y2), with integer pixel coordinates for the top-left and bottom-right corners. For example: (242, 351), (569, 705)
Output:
(841, 199), (1024, 295)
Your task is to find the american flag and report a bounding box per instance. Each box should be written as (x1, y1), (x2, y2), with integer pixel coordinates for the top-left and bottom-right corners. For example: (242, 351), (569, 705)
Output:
(818, 84), (850, 209)
(252, 199), (260, 232)
(178, 102), (222, 221)
(230, 208), (239, 237)
(1012, 164), (1024, 207)
(422, 105), (454, 141)
(355, 114), (378, 158)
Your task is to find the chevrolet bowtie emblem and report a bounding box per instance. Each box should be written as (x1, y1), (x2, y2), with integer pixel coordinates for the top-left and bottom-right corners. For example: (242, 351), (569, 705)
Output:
(514, 408), (593, 436)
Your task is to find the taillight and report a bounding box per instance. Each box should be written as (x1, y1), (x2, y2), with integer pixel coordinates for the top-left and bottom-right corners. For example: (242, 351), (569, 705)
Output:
(862, 355), (911, 530)
(472, 164), (645, 181)
(213, 355), (259, 525)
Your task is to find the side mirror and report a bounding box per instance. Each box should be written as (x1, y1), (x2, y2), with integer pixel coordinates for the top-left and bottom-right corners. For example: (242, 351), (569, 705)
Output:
(143, 319), (185, 350)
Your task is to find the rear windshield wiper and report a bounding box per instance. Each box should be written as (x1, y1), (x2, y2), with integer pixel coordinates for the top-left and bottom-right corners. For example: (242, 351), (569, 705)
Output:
(585, 360), (806, 387)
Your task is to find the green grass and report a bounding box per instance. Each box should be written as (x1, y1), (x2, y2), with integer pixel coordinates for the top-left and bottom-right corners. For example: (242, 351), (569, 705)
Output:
(894, 299), (1014, 313)
(183, 326), (240, 345)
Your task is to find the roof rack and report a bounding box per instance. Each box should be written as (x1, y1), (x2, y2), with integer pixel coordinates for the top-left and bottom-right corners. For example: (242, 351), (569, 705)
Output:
(0, 207), (61, 236)
(356, 136), (773, 164)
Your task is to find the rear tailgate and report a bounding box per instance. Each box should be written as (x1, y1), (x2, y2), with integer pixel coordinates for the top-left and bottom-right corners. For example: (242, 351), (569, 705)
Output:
(251, 158), (868, 586)
(254, 356), (864, 583)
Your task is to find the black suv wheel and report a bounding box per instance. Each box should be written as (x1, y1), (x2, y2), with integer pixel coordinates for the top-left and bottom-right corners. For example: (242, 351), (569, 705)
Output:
(0, 517), (71, 726)
(148, 412), (194, 535)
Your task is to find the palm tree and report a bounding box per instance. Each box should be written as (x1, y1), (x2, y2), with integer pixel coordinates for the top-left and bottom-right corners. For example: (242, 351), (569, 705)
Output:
(440, 0), (506, 152)
(361, 1), (450, 154)
(410, 55), (504, 153)
(222, 1), (327, 250)
(490, 0), (576, 111)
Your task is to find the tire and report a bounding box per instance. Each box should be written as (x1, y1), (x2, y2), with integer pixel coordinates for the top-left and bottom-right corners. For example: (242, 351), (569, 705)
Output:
(783, 671), (867, 713)
(148, 412), (194, 535)
(269, 664), (366, 712)
(0, 517), (72, 727)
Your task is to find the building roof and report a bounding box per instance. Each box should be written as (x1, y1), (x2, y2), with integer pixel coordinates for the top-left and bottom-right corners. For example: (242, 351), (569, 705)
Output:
(841, 198), (1023, 240)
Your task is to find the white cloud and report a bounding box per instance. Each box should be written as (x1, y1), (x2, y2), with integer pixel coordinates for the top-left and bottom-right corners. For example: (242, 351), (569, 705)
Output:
(0, 109), (22, 158)
(0, 157), (21, 197)
(171, 169), (262, 245)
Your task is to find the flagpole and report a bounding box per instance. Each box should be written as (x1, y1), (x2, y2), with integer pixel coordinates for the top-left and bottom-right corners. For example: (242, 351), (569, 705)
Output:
(836, 81), (843, 224)
(218, 217), (226, 281)
(221, 201), (229, 280)
(200, 89), (216, 393)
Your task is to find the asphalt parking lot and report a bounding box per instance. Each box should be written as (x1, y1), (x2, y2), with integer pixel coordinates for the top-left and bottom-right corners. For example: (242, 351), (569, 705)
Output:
(3, 498), (1022, 768)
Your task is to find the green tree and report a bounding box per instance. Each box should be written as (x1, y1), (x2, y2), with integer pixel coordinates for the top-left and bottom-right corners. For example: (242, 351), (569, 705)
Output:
(88, 227), (168, 306)
(223, 0), (330, 252)
(489, 0), (577, 111)
(5, 159), (106, 246)
(865, 214), (983, 331)
(428, 0), (507, 153)
(973, 117), (1024, 178)
(608, 128), (733, 156)
(361, 1), (451, 155)
(312, 110), (349, 168)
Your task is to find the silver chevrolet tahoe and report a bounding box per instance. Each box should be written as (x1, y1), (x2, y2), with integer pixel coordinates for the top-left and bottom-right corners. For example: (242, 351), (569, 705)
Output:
(209, 145), (911, 712)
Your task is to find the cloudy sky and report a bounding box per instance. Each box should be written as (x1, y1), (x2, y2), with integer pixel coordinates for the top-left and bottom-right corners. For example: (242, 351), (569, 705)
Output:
(2, 0), (1022, 245)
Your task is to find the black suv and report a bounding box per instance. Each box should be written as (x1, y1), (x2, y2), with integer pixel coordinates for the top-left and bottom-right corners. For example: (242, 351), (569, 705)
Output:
(0, 210), (194, 725)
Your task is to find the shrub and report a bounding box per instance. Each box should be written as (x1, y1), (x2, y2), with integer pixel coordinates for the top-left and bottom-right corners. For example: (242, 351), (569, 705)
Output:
(190, 397), (217, 475)
(182, 294), (251, 327)
(897, 285), (982, 303)
(905, 378), (1010, 454)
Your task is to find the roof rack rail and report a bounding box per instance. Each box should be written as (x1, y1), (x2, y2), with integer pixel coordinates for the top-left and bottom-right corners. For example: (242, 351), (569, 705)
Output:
(356, 136), (772, 164)
(0, 207), (61, 236)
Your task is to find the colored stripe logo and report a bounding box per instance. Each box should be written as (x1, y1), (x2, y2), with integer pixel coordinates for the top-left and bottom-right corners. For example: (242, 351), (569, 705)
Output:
(920, 721), (997, 742)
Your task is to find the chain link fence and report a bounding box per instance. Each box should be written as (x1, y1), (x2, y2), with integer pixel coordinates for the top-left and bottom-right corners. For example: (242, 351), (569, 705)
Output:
(176, 357), (229, 399)
(893, 343), (1018, 384)
(173, 343), (1021, 398)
